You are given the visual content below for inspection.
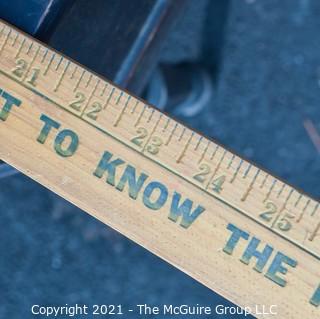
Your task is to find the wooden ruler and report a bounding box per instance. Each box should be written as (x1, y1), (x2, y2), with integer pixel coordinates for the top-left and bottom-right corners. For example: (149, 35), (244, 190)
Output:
(0, 19), (319, 318)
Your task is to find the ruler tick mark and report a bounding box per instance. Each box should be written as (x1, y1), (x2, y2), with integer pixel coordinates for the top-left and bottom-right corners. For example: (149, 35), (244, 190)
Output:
(277, 183), (286, 198)
(280, 188), (294, 212)
(195, 136), (203, 151)
(135, 104), (147, 127)
(227, 154), (235, 169)
(210, 144), (219, 161)
(294, 194), (303, 207)
(11, 32), (18, 47)
(309, 221), (320, 241)
(0, 28), (11, 55)
(70, 65), (78, 79)
(85, 74), (93, 88)
(41, 48), (49, 63)
(73, 69), (85, 92)
(241, 169), (260, 201)
(0, 25), (5, 37)
(178, 127), (186, 141)
(311, 202), (319, 216)
(101, 83), (108, 97)
(81, 78), (101, 116)
(260, 174), (269, 188)
(297, 199), (311, 222)
(264, 179), (277, 202)
(243, 163), (252, 178)
(166, 123), (178, 145)
(103, 87), (115, 110)
(26, 41), (33, 55)
(177, 132), (194, 163)
(303, 198), (311, 211)
(147, 108), (155, 123)
(54, 61), (70, 92)
(206, 150), (227, 190)
(116, 91), (124, 105)
(44, 53), (55, 76)
(131, 100), (139, 114)
(198, 140), (210, 164)
(230, 159), (243, 183)
(162, 117), (170, 132)
(55, 56), (63, 71)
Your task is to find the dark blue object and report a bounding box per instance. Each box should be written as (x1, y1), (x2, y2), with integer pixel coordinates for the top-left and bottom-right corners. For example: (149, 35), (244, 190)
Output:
(0, 0), (72, 37)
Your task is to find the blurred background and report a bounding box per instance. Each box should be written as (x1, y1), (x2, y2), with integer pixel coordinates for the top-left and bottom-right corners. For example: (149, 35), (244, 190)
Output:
(1, 0), (320, 317)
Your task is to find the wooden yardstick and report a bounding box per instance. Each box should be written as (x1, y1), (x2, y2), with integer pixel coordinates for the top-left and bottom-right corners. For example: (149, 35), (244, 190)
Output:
(0, 19), (319, 318)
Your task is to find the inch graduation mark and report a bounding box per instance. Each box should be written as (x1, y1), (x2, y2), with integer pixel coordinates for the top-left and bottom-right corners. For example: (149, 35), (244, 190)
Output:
(0, 20), (319, 261)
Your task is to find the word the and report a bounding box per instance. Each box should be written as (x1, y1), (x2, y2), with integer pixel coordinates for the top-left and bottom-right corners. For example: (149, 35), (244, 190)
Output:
(223, 223), (320, 306)
(223, 223), (297, 287)
(137, 304), (211, 316)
